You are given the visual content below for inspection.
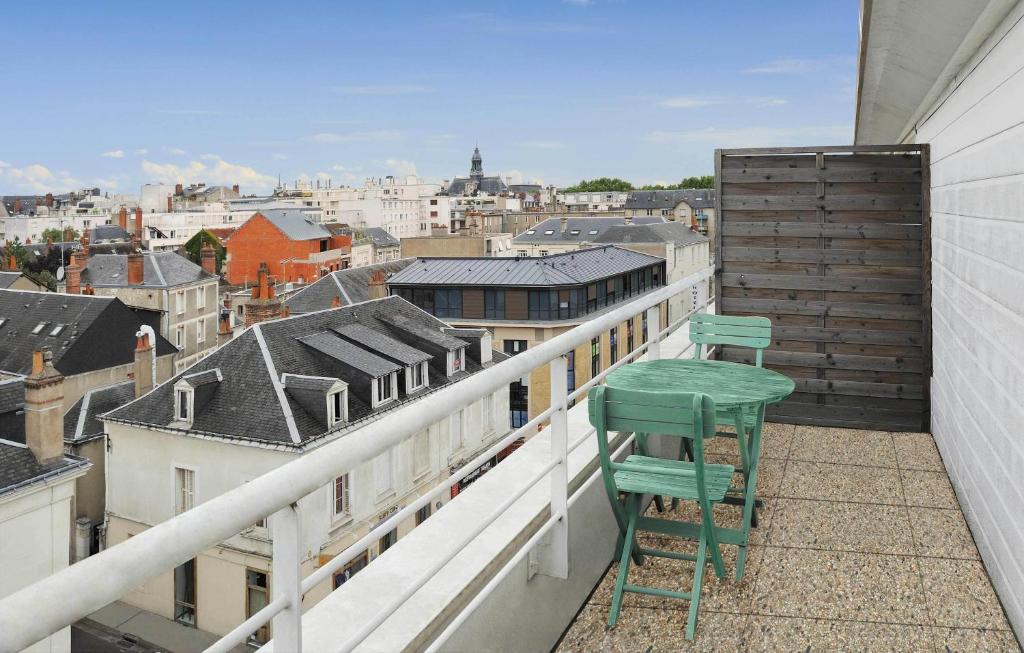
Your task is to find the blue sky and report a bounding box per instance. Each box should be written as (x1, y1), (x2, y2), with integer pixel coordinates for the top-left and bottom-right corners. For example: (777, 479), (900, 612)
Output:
(0, 0), (859, 195)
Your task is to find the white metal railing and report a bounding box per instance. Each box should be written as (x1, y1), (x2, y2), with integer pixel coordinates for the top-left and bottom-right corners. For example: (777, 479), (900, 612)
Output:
(0, 264), (714, 652)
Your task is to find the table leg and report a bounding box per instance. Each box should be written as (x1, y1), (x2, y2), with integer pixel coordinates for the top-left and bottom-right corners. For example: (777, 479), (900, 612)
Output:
(734, 402), (766, 581)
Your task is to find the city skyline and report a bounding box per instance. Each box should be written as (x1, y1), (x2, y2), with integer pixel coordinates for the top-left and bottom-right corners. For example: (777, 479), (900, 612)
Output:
(0, 0), (858, 195)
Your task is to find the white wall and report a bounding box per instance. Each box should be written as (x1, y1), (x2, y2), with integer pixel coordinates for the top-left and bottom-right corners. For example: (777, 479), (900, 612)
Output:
(910, 0), (1024, 635)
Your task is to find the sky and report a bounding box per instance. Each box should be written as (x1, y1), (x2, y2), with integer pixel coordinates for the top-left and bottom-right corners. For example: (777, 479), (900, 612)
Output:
(0, 0), (860, 196)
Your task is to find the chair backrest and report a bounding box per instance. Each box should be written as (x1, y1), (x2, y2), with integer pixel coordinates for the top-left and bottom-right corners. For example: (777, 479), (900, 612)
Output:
(690, 313), (772, 366)
(588, 385), (717, 500)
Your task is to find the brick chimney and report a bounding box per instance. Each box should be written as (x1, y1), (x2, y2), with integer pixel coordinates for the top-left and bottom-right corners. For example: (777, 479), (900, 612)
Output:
(245, 262), (282, 327)
(63, 227), (74, 243)
(167, 195), (173, 212)
(14, 199), (21, 214)
(127, 238), (144, 285)
(134, 207), (144, 242)
(45, 193), (54, 208)
(118, 206), (128, 231)
(175, 183), (183, 196)
(331, 296), (342, 309)
(24, 349), (65, 464)
(200, 241), (217, 276)
(133, 331), (154, 398)
(368, 269), (388, 300)
(218, 312), (233, 346)
(79, 229), (90, 258)
(232, 184), (239, 194)
(82, 284), (95, 295)
(65, 251), (82, 295)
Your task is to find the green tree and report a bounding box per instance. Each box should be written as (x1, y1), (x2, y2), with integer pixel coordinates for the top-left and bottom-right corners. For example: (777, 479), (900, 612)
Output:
(678, 175), (715, 189)
(41, 227), (79, 243)
(562, 177), (634, 193)
(7, 237), (28, 268)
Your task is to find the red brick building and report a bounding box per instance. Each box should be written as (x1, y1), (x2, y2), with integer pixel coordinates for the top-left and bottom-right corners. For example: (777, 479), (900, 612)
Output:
(224, 210), (351, 286)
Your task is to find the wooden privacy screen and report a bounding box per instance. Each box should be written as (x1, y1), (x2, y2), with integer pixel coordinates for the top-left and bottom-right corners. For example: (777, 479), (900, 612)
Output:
(714, 145), (931, 431)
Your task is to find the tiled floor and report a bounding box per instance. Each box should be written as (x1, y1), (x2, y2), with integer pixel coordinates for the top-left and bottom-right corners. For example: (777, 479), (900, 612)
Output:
(557, 424), (1022, 652)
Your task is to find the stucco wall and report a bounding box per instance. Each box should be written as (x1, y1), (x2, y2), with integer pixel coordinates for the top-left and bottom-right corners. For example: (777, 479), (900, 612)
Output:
(910, 1), (1024, 635)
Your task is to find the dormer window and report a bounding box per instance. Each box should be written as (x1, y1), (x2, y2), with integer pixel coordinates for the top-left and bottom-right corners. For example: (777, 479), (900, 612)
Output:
(176, 388), (192, 423)
(328, 388), (348, 426)
(373, 373), (397, 408)
(406, 361), (428, 393)
(447, 348), (466, 376)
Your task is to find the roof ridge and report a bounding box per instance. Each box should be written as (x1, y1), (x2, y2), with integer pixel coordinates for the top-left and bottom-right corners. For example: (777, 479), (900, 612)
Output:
(252, 323), (302, 444)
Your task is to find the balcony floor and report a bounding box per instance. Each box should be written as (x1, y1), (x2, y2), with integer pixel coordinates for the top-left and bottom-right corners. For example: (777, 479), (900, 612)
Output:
(557, 424), (1021, 652)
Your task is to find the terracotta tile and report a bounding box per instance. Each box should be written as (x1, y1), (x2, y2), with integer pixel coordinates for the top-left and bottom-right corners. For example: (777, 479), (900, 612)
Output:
(746, 616), (937, 652)
(556, 604), (751, 653)
(768, 498), (915, 555)
(909, 508), (979, 560)
(780, 461), (904, 505)
(751, 548), (929, 624)
(902, 469), (959, 509)
(790, 426), (896, 468)
(929, 628), (1021, 652)
(892, 432), (945, 471)
(918, 558), (1011, 630)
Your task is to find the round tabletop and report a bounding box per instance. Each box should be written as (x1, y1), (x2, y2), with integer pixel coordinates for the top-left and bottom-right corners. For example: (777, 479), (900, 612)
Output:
(606, 359), (795, 408)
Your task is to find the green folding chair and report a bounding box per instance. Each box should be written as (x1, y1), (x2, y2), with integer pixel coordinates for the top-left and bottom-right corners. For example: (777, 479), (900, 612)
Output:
(589, 385), (733, 640)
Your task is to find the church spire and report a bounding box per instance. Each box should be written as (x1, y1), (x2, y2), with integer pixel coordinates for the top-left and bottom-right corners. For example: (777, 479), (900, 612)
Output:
(470, 146), (483, 179)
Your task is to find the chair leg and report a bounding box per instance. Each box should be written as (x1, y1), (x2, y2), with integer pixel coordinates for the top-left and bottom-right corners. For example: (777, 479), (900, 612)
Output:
(685, 532), (708, 641)
(637, 434), (666, 513)
(608, 494), (640, 628)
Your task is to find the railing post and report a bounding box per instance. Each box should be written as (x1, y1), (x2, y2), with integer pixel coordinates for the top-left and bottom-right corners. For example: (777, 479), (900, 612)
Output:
(646, 304), (661, 361)
(272, 503), (302, 651)
(538, 353), (569, 579)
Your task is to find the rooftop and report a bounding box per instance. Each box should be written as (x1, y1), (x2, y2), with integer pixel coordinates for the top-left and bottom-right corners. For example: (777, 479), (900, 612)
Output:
(624, 189), (716, 211)
(81, 251), (216, 289)
(387, 245), (665, 287)
(594, 221), (710, 246)
(283, 259), (414, 314)
(512, 216), (667, 243)
(0, 439), (91, 498)
(259, 209), (333, 241)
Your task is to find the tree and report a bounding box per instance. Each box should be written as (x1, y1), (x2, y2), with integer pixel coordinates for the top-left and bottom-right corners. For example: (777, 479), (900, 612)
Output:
(41, 227), (79, 243)
(7, 238), (28, 268)
(678, 175), (715, 189)
(562, 177), (634, 193)
(183, 230), (227, 274)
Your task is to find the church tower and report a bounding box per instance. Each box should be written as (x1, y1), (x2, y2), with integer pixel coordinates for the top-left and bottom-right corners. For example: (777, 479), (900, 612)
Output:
(470, 146), (484, 179)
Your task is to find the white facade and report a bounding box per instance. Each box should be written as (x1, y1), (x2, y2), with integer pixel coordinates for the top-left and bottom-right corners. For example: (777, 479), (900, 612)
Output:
(556, 190), (629, 212)
(857, 0), (1024, 636)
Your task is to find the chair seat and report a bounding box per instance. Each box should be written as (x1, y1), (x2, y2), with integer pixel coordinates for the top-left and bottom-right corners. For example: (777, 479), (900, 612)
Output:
(615, 455), (734, 502)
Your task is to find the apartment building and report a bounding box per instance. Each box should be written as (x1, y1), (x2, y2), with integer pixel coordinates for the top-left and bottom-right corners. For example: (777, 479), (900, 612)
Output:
(623, 189), (716, 239)
(350, 227), (400, 268)
(102, 296), (510, 641)
(387, 246), (668, 427)
(511, 216), (667, 257)
(555, 190), (629, 212)
(400, 231), (513, 259)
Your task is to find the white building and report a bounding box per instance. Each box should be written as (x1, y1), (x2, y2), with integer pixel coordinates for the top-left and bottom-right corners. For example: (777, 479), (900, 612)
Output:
(556, 190), (629, 212)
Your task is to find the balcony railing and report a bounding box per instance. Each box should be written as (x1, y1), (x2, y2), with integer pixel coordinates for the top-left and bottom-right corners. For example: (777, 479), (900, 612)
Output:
(0, 264), (714, 652)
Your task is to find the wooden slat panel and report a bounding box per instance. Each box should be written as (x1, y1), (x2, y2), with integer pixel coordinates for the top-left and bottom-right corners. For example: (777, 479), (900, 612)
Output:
(723, 195), (922, 211)
(721, 349), (923, 372)
(722, 247), (922, 266)
(463, 289), (484, 319)
(722, 273), (922, 294)
(769, 326), (923, 346)
(722, 222), (922, 239)
(721, 167), (922, 183)
(721, 297), (923, 320)
(793, 378), (924, 399)
(506, 290), (527, 320)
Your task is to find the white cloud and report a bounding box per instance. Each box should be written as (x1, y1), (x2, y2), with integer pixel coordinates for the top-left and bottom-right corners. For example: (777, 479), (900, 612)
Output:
(164, 146), (187, 156)
(380, 159), (418, 176)
(272, 153), (289, 160)
(643, 124), (851, 149)
(3, 164), (81, 193)
(200, 153), (221, 161)
(742, 56), (854, 75)
(102, 150), (125, 159)
(142, 158), (277, 192)
(521, 140), (567, 150)
(134, 148), (149, 155)
(500, 169), (545, 186)
(0, 160), (9, 168)
(337, 84), (432, 95)
(307, 130), (400, 144)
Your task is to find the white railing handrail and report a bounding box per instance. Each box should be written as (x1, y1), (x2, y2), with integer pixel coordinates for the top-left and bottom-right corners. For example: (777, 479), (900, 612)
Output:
(0, 264), (713, 651)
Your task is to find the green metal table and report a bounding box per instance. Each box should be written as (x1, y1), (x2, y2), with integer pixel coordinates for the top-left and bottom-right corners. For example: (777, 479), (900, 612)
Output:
(605, 358), (795, 579)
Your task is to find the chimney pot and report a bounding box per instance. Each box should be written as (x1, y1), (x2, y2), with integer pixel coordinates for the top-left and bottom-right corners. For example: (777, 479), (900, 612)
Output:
(200, 241), (217, 276)
(331, 295), (342, 308)
(118, 206), (128, 231)
(134, 207), (144, 242)
(127, 240), (144, 285)
(25, 347), (65, 464)
(133, 331), (155, 398)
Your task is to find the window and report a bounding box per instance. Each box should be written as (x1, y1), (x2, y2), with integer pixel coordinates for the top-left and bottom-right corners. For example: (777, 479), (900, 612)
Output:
(451, 409), (464, 449)
(416, 504), (431, 526)
(176, 290), (185, 315)
(642, 310), (649, 343)
(591, 337), (601, 377)
(48, 324), (64, 336)
(525, 229), (536, 235)
(448, 348), (465, 375)
(333, 553), (367, 589)
(195, 286), (205, 310)
(408, 362), (427, 392)
(175, 389), (191, 422)
(430, 199), (438, 206)
(174, 559), (196, 626)
(543, 230), (554, 235)
(196, 318), (205, 344)
(375, 374), (395, 405)
(538, 250), (548, 256)
(483, 393), (494, 433)
(528, 290), (558, 320)
(246, 569), (269, 644)
(176, 326), (184, 349)
(334, 474), (350, 516)
(566, 350), (576, 407)
(175, 467), (195, 515)
(379, 529), (398, 554)
(328, 389), (347, 426)
(414, 431), (430, 475)
(627, 318), (635, 357)
(31, 322), (47, 334)
(434, 288), (462, 318)
(517, 250), (528, 257)
(375, 450), (393, 496)
(484, 289), (505, 319)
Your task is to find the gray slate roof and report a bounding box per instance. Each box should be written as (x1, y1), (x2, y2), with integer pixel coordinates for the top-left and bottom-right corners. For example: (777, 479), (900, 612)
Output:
(104, 296), (500, 446)
(82, 251), (216, 289)
(63, 381), (135, 443)
(181, 369), (222, 388)
(297, 331), (402, 377)
(624, 189), (715, 211)
(0, 440), (90, 497)
(512, 217), (667, 244)
(0, 290), (176, 377)
(446, 176), (509, 196)
(361, 227), (399, 247)
(0, 272), (21, 289)
(334, 324), (431, 366)
(387, 246), (665, 287)
(284, 259), (413, 314)
(594, 222), (710, 247)
(261, 210), (331, 241)
(91, 224), (131, 243)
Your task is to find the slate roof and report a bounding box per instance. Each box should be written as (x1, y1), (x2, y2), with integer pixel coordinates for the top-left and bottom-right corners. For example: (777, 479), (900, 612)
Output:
(387, 246), (665, 287)
(0, 272), (22, 289)
(260, 210), (331, 241)
(446, 176), (509, 197)
(81, 251), (216, 289)
(283, 259), (414, 314)
(360, 228), (399, 247)
(63, 381), (134, 443)
(334, 324), (432, 366)
(0, 290), (176, 377)
(512, 217), (667, 244)
(282, 374), (342, 393)
(297, 331), (402, 377)
(0, 374), (24, 441)
(624, 189), (716, 211)
(593, 222), (710, 247)
(0, 440), (90, 497)
(91, 224), (131, 243)
(104, 296), (503, 446)
(181, 369), (222, 388)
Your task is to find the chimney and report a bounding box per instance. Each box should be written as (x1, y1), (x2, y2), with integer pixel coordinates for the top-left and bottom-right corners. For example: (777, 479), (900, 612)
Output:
(200, 241), (217, 276)
(560, 216), (569, 233)
(232, 184), (239, 194)
(79, 230), (90, 257)
(13, 199), (21, 214)
(167, 195), (173, 212)
(218, 312), (233, 346)
(175, 183), (183, 196)
(331, 296), (342, 308)
(118, 206), (128, 231)
(65, 251), (82, 295)
(62, 227), (73, 243)
(223, 292), (232, 310)
(368, 269), (387, 300)
(134, 207), (144, 242)
(245, 262), (283, 327)
(24, 349), (65, 465)
(127, 238), (144, 285)
(133, 331), (154, 398)
(82, 284), (95, 296)
(45, 193), (54, 208)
